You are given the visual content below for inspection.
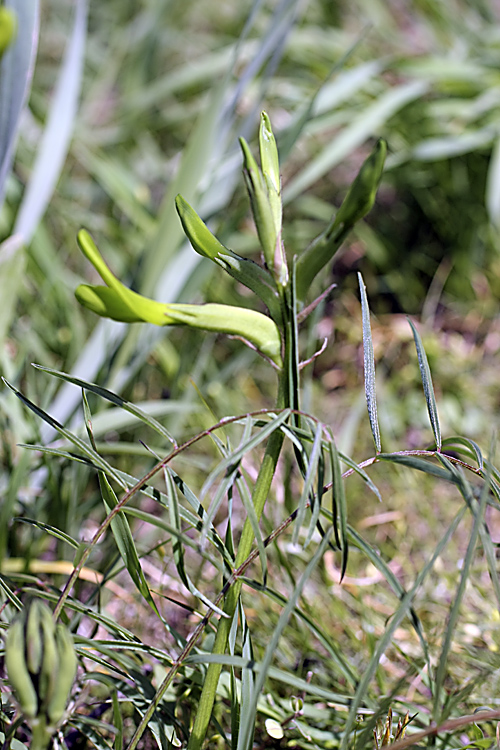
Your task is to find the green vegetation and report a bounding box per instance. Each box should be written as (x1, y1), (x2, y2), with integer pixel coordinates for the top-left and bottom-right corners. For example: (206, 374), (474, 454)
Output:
(1, 2), (500, 750)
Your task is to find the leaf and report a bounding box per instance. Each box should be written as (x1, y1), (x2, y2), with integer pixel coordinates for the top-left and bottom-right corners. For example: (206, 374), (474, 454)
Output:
(32, 364), (176, 445)
(14, 0), (87, 243)
(329, 436), (348, 579)
(358, 273), (381, 452)
(407, 318), (441, 451)
(82, 391), (161, 618)
(0, 0), (39, 209)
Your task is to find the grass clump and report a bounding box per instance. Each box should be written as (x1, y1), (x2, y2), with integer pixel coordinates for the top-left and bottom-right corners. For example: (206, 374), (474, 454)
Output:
(2, 2), (500, 750)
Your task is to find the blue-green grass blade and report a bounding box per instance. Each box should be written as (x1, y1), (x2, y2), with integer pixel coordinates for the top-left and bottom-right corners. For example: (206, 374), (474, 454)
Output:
(294, 422), (323, 547)
(235, 470), (268, 586)
(0, 576), (22, 610)
(441, 436), (483, 469)
(163, 467), (228, 618)
(14, 0), (87, 242)
(358, 273), (381, 453)
(201, 410), (291, 498)
(33, 364), (177, 445)
(3, 378), (127, 488)
(329, 437), (348, 578)
(407, 318), (442, 451)
(112, 690), (124, 750)
(228, 609), (239, 750)
(346, 524), (430, 671)
(10, 518), (79, 550)
(185, 651), (350, 705)
(0, 0), (39, 207)
(340, 506), (467, 750)
(339, 451), (382, 501)
(378, 453), (457, 484)
(236, 611), (255, 750)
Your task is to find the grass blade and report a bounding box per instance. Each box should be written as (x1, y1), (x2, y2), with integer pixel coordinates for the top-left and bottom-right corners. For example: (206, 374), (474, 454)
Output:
(14, 0), (87, 242)
(358, 272), (381, 453)
(33, 364), (176, 445)
(83, 391), (161, 618)
(407, 318), (442, 451)
(0, 0), (39, 208)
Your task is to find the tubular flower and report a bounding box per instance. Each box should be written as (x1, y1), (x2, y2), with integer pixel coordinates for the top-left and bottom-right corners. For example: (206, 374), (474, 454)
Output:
(75, 229), (283, 367)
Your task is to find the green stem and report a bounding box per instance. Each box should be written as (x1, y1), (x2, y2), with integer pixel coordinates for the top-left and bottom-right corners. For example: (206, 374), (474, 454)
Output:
(29, 720), (51, 750)
(187, 369), (288, 750)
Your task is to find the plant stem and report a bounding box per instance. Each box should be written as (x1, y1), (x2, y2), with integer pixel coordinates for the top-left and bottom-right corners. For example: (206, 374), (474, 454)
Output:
(187, 370), (287, 750)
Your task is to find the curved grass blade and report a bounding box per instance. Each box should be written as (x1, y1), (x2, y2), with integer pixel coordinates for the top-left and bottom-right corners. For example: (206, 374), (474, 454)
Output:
(0, 0), (39, 208)
(293, 422), (323, 547)
(358, 273), (381, 453)
(339, 451), (382, 501)
(378, 453), (458, 485)
(33, 364), (176, 445)
(14, 0), (87, 242)
(441, 436), (483, 469)
(200, 410), (291, 497)
(163, 467), (228, 618)
(2, 378), (127, 488)
(347, 524), (430, 671)
(243, 578), (358, 688)
(407, 318), (441, 451)
(11, 518), (79, 550)
(329, 435), (348, 578)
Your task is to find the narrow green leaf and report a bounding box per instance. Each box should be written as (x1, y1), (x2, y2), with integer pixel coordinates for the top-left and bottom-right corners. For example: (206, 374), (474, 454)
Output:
(378, 453), (457, 484)
(32, 364), (176, 445)
(83, 391), (161, 618)
(441, 436), (483, 469)
(14, 0), (87, 242)
(329, 436), (348, 578)
(358, 273), (381, 452)
(0, 0), (39, 207)
(293, 422), (323, 547)
(408, 318), (442, 451)
(164, 468), (228, 618)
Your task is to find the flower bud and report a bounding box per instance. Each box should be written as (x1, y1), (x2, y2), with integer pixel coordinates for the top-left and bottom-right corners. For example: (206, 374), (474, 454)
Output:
(4, 601), (77, 729)
(295, 139), (387, 302)
(240, 113), (288, 288)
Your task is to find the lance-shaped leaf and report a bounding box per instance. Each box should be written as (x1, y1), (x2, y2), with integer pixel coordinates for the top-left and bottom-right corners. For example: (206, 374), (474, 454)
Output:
(75, 229), (283, 367)
(175, 194), (281, 322)
(296, 139), (387, 302)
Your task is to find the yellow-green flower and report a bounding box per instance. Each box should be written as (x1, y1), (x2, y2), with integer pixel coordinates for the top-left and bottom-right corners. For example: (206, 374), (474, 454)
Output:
(75, 229), (283, 367)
